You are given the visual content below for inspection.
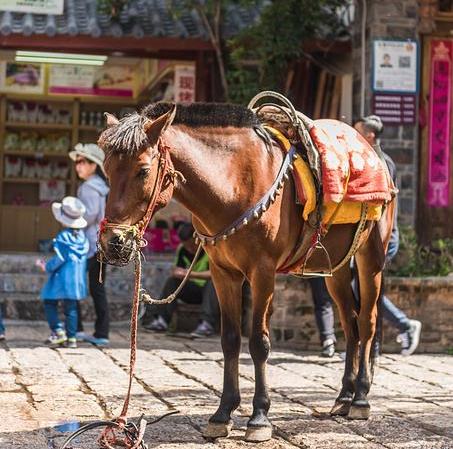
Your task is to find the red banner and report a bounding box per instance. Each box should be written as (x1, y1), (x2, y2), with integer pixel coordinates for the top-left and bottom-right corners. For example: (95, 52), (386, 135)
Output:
(428, 40), (452, 207)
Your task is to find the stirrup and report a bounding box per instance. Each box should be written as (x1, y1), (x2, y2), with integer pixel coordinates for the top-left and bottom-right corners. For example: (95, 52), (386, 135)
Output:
(301, 239), (333, 277)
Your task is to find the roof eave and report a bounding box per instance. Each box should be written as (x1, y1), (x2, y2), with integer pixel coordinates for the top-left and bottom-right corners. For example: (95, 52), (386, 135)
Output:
(0, 34), (214, 57)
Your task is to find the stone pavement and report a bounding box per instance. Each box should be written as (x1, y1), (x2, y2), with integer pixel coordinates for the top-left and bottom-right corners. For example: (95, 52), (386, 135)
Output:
(1, 322), (452, 449)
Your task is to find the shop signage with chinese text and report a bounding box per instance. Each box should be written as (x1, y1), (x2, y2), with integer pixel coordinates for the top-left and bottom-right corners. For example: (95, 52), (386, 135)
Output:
(174, 65), (196, 103)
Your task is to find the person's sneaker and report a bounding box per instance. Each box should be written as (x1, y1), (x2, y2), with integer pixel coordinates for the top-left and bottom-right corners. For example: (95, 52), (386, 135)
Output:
(75, 331), (87, 342)
(321, 338), (335, 358)
(143, 316), (168, 332)
(0, 334), (5, 341)
(397, 320), (422, 356)
(49, 329), (67, 346)
(66, 338), (77, 348)
(190, 320), (214, 338)
(84, 335), (109, 347)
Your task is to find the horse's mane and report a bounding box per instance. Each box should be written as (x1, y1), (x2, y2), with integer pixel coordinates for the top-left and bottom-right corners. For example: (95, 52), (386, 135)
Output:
(99, 102), (261, 157)
(143, 102), (260, 128)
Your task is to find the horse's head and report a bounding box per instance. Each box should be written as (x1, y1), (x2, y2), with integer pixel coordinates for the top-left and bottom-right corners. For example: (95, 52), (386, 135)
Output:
(97, 105), (177, 266)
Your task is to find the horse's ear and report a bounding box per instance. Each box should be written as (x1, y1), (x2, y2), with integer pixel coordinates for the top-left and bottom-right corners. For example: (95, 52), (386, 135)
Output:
(104, 112), (119, 127)
(143, 104), (177, 143)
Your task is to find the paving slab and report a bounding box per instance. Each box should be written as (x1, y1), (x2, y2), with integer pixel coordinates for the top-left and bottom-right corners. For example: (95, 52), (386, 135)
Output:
(0, 322), (452, 449)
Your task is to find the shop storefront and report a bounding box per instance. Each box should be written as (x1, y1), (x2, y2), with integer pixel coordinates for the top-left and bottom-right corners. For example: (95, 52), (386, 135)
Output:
(0, 54), (202, 251)
(0, 1), (220, 252)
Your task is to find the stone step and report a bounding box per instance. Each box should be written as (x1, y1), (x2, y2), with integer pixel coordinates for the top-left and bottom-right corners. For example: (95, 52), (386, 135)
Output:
(0, 292), (134, 322)
(0, 253), (173, 296)
(0, 292), (203, 329)
(0, 252), (173, 274)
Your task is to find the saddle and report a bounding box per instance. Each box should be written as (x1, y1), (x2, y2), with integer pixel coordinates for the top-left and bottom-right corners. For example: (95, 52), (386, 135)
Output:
(249, 92), (396, 277)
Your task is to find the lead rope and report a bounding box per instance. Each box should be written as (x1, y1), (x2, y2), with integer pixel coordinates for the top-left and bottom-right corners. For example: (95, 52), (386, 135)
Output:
(61, 149), (182, 449)
(139, 242), (203, 305)
(59, 251), (179, 449)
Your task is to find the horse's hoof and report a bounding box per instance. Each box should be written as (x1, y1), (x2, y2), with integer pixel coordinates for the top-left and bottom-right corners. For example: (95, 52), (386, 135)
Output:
(245, 426), (273, 442)
(330, 400), (351, 416)
(347, 402), (370, 420)
(202, 420), (233, 439)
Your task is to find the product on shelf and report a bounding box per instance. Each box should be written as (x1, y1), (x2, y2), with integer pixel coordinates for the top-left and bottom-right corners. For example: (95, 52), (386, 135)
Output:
(6, 101), (72, 125)
(4, 132), (20, 151)
(5, 131), (70, 154)
(4, 156), (69, 180)
(53, 161), (69, 179)
(22, 159), (37, 178)
(39, 180), (66, 204)
(4, 156), (22, 178)
(19, 131), (38, 152)
(37, 160), (52, 178)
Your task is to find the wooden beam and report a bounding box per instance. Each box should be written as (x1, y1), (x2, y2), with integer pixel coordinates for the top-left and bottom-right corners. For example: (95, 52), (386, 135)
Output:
(0, 34), (214, 56)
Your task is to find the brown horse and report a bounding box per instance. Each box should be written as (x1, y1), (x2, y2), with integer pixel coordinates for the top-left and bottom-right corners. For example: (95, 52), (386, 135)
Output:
(97, 102), (394, 442)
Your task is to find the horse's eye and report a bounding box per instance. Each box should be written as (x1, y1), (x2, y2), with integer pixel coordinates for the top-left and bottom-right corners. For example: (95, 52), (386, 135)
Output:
(138, 168), (150, 179)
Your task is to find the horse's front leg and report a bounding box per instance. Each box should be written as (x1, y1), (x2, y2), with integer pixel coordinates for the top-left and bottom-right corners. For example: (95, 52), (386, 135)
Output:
(245, 269), (275, 442)
(203, 265), (243, 439)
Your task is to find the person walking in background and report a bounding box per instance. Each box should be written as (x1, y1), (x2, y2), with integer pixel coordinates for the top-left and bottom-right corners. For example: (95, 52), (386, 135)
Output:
(307, 115), (422, 357)
(354, 115), (422, 356)
(69, 143), (110, 346)
(142, 222), (220, 338)
(0, 306), (5, 340)
(37, 197), (89, 348)
(309, 278), (336, 357)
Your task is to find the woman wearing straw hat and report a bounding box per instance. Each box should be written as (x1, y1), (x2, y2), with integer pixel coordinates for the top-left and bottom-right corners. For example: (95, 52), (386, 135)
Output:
(69, 143), (110, 346)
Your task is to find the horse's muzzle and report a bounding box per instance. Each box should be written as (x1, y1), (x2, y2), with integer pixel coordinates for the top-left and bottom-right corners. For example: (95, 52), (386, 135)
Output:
(97, 230), (138, 267)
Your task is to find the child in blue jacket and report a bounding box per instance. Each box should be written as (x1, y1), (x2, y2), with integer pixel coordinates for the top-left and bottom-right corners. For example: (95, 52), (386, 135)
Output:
(38, 196), (89, 348)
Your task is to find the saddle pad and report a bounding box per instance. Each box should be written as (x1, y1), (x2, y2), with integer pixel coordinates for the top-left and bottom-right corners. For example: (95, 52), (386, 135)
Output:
(268, 127), (383, 224)
(309, 119), (393, 204)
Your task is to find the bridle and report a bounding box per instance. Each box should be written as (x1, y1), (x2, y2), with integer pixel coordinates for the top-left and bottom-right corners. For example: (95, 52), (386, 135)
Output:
(97, 141), (176, 267)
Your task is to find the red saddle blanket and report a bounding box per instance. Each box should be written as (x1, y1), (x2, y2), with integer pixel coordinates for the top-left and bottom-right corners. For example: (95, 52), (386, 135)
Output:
(309, 119), (393, 203)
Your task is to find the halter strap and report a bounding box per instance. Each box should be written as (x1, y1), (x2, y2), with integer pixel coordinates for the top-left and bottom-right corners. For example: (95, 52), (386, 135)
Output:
(99, 142), (172, 242)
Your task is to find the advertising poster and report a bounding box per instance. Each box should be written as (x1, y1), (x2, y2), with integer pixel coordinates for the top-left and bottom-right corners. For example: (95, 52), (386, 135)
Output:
(427, 40), (452, 208)
(49, 64), (134, 97)
(373, 40), (418, 93)
(0, 61), (45, 94)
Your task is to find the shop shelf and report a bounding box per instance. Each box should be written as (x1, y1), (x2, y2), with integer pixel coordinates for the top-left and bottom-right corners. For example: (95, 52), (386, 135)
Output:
(3, 178), (71, 184)
(3, 151), (70, 158)
(5, 122), (72, 131)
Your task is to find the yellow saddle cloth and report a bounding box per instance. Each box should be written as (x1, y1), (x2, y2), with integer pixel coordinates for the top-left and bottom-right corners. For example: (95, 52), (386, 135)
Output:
(269, 127), (383, 224)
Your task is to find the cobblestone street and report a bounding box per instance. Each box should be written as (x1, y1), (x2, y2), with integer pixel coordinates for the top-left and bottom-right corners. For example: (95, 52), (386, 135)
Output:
(1, 322), (452, 449)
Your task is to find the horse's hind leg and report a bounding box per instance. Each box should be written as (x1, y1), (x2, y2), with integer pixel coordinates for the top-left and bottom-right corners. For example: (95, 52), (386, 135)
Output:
(203, 264), (243, 439)
(244, 268), (275, 442)
(325, 264), (359, 416)
(348, 226), (384, 420)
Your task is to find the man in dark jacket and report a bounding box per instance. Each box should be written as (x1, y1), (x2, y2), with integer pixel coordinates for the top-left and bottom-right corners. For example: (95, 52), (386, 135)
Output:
(310, 115), (422, 357)
(353, 116), (421, 355)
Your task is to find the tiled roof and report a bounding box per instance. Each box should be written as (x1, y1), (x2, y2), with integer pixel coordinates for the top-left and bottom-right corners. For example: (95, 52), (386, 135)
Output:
(0, 0), (263, 39)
